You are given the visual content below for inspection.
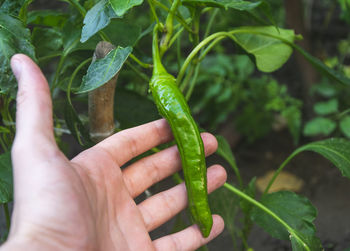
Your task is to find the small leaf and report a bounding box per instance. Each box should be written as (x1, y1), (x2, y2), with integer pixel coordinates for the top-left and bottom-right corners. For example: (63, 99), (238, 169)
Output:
(0, 12), (35, 96)
(209, 186), (240, 240)
(215, 135), (238, 172)
(182, 0), (265, 10)
(77, 46), (132, 93)
(18, 0), (34, 23)
(251, 191), (322, 250)
(109, 0), (143, 16)
(230, 26), (297, 72)
(340, 116), (350, 138)
(62, 20), (99, 56)
(303, 117), (336, 136)
(64, 102), (93, 147)
(27, 10), (68, 28)
(293, 44), (350, 86)
(0, 152), (13, 203)
(81, 0), (120, 43)
(294, 138), (350, 179)
(115, 88), (159, 129)
(282, 106), (301, 145)
(240, 177), (256, 214)
(0, 0), (24, 15)
(313, 99), (338, 115)
(103, 19), (141, 47)
(290, 232), (323, 251)
(32, 27), (62, 58)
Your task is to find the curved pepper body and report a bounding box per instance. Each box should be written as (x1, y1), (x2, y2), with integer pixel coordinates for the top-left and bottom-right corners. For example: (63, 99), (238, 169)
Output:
(150, 73), (213, 237)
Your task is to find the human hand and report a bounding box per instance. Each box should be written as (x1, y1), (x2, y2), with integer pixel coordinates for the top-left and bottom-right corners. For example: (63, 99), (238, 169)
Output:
(1, 54), (227, 251)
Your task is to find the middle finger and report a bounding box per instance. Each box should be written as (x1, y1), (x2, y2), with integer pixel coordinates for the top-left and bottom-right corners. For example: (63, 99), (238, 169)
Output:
(122, 132), (218, 198)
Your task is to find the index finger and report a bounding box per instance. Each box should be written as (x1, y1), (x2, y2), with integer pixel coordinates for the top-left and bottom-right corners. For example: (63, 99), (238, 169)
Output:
(93, 119), (173, 166)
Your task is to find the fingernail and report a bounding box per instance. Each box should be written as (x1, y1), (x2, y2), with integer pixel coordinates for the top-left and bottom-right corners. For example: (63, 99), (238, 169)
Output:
(11, 57), (22, 81)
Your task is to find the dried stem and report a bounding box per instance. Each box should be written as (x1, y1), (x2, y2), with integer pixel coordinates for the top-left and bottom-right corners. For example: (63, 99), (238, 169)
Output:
(89, 41), (118, 142)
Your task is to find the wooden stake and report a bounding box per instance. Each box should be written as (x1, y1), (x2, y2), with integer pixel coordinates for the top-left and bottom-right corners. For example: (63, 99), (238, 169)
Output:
(89, 41), (118, 142)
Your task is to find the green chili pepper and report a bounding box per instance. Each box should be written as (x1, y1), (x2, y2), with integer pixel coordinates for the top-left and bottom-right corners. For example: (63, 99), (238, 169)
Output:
(149, 25), (212, 237)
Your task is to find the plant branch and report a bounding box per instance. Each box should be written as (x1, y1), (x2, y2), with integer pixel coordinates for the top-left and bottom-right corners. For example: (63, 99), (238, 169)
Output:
(224, 182), (310, 251)
(125, 61), (150, 82)
(61, 0), (86, 16)
(152, 0), (193, 33)
(160, 0), (181, 55)
(177, 32), (227, 86)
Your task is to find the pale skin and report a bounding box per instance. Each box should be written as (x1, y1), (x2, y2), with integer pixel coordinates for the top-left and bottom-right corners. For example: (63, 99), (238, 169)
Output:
(0, 54), (227, 250)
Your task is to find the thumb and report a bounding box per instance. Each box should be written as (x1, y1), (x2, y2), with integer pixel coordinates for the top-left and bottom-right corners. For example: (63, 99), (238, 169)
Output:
(11, 54), (56, 151)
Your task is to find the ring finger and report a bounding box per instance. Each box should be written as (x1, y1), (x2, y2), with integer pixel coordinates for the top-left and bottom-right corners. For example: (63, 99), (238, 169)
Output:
(137, 164), (227, 232)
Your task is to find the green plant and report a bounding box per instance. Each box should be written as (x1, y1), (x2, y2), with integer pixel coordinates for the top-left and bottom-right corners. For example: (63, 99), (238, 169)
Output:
(1, 0), (350, 250)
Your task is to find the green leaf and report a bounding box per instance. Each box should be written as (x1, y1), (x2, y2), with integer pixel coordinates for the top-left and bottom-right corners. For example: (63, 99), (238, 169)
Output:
(62, 20), (98, 56)
(0, 12), (35, 96)
(292, 44), (350, 86)
(115, 88), (160, 129)
(0, 152), (13, 203)
(251, 191), (322, 250)
(282, 106), (301, 145)
(230, 26), (297, 72)
(57, 53), (91, 91)
(27, 10), (68, 28)
(77, 46), (132, 93)
(340, 116), (350, 138)
(103, 19), (141, 47)
(32, 27), (62, 58)
(313, 99), (338, 115)
(209, 186), (239, 241)
(290, 232), (323, 251)
(240, 177), (256, 214)
(215, 135), (238, 172)
(0, 0), (24, 15)
(81, 0), (120, 43)
(109, 0), (143, 16)
(182, 0), (266, 11)
(294, 138), (350, 179)
(303, 117), (336, 136)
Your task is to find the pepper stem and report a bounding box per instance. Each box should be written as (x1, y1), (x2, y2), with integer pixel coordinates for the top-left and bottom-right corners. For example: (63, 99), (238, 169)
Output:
(152, 25), (167, 76)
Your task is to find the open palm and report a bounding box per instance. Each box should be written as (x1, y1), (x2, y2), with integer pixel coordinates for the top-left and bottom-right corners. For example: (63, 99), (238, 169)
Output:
(3, 54), (226, 251)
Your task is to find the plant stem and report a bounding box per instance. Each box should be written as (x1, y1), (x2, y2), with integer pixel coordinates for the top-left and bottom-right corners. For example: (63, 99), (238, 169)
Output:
(184, 8), (219, 100)
(126, 61), (150, 83)
(152, 0), (193, 33)
(168, 27), (184, 49)
(223, 182), (310, 251)
(336, 108), (350, 119)
(129, 54), (153, 69)
(51, 55), (66, 91)
(180, 64), (194, 92)
(177, 32), (227, 86)
(203, 8), (219, 38)
(160, 0), (181, 55)
(147, 0), (161, 28)
(3, 203), (10, 231)
(263, 150), (300, 195)
(176, 33), (182, 70)
(62, 0), (86, 16)
(38, 52), (62, 62)
(67, 57), (92, 105)
(185, 64), (200, 100)
(198, 36), (225, 62)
